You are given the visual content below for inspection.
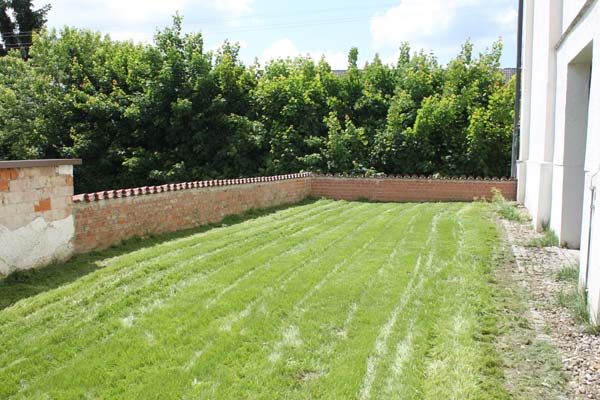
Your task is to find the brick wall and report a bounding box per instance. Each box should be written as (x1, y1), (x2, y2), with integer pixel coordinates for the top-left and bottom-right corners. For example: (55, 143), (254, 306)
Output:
(0, 160), (81, 275)
(72, 173), (515, 254)
(0, 160), (519, 268)
(73, 174), (312, 253)
(311, 175), (517, 202)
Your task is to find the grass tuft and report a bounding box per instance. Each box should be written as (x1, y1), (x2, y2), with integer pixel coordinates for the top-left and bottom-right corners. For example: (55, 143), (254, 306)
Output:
(556, 265), (579, 283)
(492, 189), (524, 223)
(526, 223), (559, 247)
(557, 289), (600, 335)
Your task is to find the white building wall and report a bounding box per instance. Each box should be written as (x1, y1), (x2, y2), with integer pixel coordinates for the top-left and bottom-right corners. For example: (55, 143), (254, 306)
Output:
(517, 0), (535, 204)
(564, 0), (589, 30)
(522, 0), (563, 230)
(521, 0), (600, 323)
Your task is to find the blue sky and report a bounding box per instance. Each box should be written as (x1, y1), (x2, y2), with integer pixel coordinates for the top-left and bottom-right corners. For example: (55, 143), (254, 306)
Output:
(34, 0), (518, 69)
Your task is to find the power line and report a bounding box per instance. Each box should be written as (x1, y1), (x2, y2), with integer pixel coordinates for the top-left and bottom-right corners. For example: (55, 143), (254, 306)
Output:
(2, 3), (517, 43)
(1, 33), (32, 38)
(210, 15), (373, 34)
(4, 43), (33, 47)
(190, 1), (399, 25)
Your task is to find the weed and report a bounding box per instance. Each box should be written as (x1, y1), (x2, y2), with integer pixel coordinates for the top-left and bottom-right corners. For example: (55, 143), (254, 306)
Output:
(556, 265), (579, 283)
(557, 289), (600, 335)
(492, 189), (524, 222)
(527, 223), (559, 247)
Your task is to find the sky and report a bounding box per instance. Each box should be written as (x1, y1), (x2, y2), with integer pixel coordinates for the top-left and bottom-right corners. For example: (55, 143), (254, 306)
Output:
(32, 0), (519, 69)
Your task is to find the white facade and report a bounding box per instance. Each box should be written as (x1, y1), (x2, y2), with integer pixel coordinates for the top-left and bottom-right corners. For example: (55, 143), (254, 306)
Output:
(519, 0), (600, 323)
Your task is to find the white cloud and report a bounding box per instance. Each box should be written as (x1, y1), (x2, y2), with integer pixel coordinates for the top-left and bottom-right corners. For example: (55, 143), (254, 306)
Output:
(105, 0), (189, 22)
(212, 0), (253, 17)
(495, 9), (518, 28)
(38, 0), (253, 29)
(261, 38), (299, 61)
(260, 38), (348, 70)
(40, 0), (189, 26)
(34, 0), (256, 44)
(108, 31), (155, 44)
(370, 0), (479, 50)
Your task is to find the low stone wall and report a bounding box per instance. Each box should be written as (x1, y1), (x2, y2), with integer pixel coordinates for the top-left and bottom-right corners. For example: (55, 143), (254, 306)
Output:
(72, 174), (312, 253)
(0, 159), (81, 275)
(311, 175), (517, 202)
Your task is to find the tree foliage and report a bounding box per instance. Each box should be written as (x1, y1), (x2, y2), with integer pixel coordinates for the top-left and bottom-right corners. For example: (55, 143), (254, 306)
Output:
(0, 17), (515, 193)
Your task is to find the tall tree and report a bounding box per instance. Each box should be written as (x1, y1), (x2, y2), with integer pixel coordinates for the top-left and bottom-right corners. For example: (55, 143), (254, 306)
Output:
(0, 0), (50, 59)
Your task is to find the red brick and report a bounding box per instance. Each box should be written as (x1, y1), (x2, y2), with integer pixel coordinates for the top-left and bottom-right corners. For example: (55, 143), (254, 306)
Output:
(0, 169), (18, 180)
(34, 198), (52, 212)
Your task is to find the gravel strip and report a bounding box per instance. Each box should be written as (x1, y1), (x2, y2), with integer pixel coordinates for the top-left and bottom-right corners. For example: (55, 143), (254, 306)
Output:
(502, 207), (600, 399)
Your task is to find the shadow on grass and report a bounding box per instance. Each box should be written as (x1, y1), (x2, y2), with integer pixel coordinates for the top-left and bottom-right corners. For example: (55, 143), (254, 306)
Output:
(0, 198), (318, 311)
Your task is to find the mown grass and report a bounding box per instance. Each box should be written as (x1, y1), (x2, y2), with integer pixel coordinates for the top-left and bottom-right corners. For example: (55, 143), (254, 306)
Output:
(0, 201), (312, 311)
(0, 200), (549, 398)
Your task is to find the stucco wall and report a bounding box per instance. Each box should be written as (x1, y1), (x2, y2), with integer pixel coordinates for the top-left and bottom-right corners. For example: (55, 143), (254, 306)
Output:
(0, 160), (81, 275)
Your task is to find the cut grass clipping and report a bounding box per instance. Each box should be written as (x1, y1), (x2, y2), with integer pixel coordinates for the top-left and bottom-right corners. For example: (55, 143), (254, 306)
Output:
(1, 200), (516, 398)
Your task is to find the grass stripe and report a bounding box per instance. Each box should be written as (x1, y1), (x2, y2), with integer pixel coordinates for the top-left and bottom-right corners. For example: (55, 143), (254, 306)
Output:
(0, 202), (354, 371)
(2, 202), (378, 395)
(0, 204), (351, 358)
(0, 200), (344, 340)
(374, 204), (471, 399)
(300, 204), (454, 399)
(203, 204), (428, 397)
(0, 200), (336, 323)
(0, 201), (511, 399)
(101, 203), (414, 397)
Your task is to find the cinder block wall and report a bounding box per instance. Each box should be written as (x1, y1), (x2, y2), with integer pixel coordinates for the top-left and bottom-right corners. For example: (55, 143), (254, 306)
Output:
(73, 174), (312, 253)
(311, 175), (517, 202)
(0, 160), (81, 275)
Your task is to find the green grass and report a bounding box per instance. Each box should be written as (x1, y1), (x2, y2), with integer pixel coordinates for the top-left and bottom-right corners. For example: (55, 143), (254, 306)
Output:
(557, 289), (600, 335)
(526, 223), (559, 248)
(0, 201), (309, 311)
(492, 189), (524, 223)
(555, 266), (600, 336)
(0, 200), (555, 398)
(556, 265), (579, 283)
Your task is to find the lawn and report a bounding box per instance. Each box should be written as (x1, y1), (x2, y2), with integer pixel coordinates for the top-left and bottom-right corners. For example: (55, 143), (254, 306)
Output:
(0, 200), (510, 399)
